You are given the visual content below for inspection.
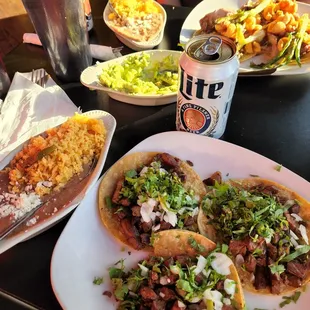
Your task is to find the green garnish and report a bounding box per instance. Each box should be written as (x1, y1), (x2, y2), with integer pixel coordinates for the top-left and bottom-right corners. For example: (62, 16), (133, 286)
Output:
(269, 264), (285, 275)
(275, 164), (282, 172)
(201, 182), (289, 242)
(279, 291), (301, 308)
(188, 236), (206, 253)
(109, 259), (125, 278)
(37, 145), (57, 160)
(93, 277), (104, 285)
(280, 245), (310, 263)
(105, 196), (113, 209)
(125, 169), (137, 178)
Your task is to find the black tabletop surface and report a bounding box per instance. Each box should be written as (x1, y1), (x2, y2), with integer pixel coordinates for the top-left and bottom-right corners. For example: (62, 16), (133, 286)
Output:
(1, 0), (310, 309)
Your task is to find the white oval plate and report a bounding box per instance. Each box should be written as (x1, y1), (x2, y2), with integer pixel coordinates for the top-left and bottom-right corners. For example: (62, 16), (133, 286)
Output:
(80, 50), (181, 106)
(0, 110), (116, 254)
(51, 131), (310, 310)
(103, 1), (167, 51)
(180, 0), (310, 76)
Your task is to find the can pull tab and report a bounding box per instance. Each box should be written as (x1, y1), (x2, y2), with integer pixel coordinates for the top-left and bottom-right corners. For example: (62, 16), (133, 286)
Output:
(194, 36), (222, 59)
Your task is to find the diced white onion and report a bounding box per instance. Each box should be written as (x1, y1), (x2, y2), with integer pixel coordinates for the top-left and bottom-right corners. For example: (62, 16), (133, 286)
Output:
(210, 253), (232, 276)
(188, 296), (202, 303)
(290, 230), (299, 240)
(170, 265), (181, 275)
(160, 276), (169, 285)
(139, 166), (148, 176)
(223, 298), (232, 305)
(163, 211), (178, 227)
(194, 255), (207, 275)
(138, 264), (149, 276)
(235, 254), (245, 267)
(202, 269), (211, 278)
(152, 224), (161, 232)
(159, 292), (165, 298)
(290, 237), (299, 248)
(291, 213), (303, 222)
(299, 225), (309, 245)
(140, 202), (154, 223)
(177, 300), (186, 309)
(224, 279), (236, 296)
(192, 207), (199, 217)
(203, 290), (223, 310)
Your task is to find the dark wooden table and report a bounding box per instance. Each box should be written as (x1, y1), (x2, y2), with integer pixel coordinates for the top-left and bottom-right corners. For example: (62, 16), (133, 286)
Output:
(2, 0), (310, 309)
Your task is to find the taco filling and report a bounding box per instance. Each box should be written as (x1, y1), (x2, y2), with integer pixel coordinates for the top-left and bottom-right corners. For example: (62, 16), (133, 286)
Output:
(200, 176), (310, 294)
(109, 252), (242, 310)
(106, 153), (201, 250)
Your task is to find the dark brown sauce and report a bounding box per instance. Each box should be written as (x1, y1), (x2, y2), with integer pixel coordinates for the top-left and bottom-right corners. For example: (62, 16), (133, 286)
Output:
(0, 164), (92, 238)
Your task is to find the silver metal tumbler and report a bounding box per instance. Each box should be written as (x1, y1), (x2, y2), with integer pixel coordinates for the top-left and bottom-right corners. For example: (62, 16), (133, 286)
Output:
(22, 0), (92, 82)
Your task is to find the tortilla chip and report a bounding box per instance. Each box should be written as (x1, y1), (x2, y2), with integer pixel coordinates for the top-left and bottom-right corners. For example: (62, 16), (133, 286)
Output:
(98, 152), (206, 251)
(153, 230), (245, 309)
(198, 177), (310, 295)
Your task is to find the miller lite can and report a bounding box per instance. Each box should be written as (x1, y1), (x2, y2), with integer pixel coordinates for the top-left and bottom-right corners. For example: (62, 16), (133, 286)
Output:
(176, 34), (239, 138)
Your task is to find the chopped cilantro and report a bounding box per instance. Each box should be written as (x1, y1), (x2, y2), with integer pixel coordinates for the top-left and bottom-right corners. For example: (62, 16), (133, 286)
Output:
(269, 264), (285, 275)
(221, 243), (229, 254)
(280, 245), (310, 263)
(279, 291), (301, 308)
(105, 196), (113, 209)
(93, 277), (104, 285)
(188, 236), (206, 253)
(109, 259), (126, 279)
(125, 169), (137, 178)
(275, 164), (282, 172)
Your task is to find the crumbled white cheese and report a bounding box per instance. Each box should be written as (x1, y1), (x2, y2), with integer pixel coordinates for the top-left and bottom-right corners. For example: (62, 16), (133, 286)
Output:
(210, 253), (232, 276)
(0, 191), (41, 220)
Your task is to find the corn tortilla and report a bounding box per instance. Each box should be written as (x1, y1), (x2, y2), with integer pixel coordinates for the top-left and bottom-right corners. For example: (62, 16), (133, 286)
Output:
(198, 177), (310, 295)
(153, 230), (245, 310)
(98, 152), (206, 251)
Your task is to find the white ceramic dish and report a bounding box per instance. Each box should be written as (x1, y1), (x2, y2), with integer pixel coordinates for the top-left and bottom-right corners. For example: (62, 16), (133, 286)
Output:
(0, 110), (116, 254)
(80, 50), (181, 106)
(180, 0), (310, 76)
(51, 131), (310, 310)
(103, 2), (167, 51)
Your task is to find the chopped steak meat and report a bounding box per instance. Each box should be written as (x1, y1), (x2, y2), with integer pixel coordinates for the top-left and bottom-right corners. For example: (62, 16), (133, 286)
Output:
(285, 274), (302, 288)
(229, 240), (247, 256)
(244, 254), (257, 273)
(203, 171), (222, 186)
(270, 272), (285, 295)
(131, 205), (141, 217)
(140, 287), (158, 301)
(287, 261), (307, 279)
(267, 243), (278, 261)
(151, 299), (166, 310)
(112, 178), (124, 203)
(254, 266), (269, 290)
(156, 153), (179, 169)
(289, 204), (300, 214)
(157, 287), (176, 301)
(284, 211), (300, 234)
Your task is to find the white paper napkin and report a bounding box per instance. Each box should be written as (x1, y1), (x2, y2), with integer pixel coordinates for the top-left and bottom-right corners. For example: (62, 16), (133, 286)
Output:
(23, 33), (123, 61)
(0, 70), (79, 162)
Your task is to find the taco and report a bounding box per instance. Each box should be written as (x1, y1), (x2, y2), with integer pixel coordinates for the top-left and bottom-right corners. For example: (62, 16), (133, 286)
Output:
(108, 231), (245, 310)
(98, 152), (206, 251)
(198, 174), (310, 295)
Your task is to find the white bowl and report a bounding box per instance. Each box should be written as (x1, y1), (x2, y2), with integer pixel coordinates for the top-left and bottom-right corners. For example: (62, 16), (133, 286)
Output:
(103, 1), (167, 51)
(80, 49), (181, 106)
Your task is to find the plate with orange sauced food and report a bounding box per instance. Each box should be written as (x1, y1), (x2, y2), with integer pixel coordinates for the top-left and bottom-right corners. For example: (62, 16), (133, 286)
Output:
(103, 0), (167, 50)
(0, 110), (116, 254)
(180, 0), (310, 75)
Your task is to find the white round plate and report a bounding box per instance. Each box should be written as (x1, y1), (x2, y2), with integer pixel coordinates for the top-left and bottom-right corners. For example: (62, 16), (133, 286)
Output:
(0, 110), (116, 254)
(80, 50), (181, 106)
(51, 131), (310, 310)
(180, 0), (310, 76)
(103, 1), (167, 51)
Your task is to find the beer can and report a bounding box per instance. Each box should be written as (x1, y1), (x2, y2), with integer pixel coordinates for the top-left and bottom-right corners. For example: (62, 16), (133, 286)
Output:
(176, 34), (239, 138)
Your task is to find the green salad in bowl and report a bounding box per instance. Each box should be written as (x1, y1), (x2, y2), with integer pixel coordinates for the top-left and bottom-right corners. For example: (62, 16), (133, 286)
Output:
(98, 53), (179, 95)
